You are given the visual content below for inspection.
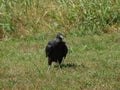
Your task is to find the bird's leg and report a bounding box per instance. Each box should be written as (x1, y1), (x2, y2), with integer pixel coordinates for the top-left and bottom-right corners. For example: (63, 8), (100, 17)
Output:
(58, 64), (61, 69)
(48, 58), (52, 70)
(57, 60), (61, 69)
(48, 65), (51, 71)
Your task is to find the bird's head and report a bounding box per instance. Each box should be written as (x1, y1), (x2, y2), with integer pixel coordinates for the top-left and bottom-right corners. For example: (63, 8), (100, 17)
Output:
(56, 33), (63, 42)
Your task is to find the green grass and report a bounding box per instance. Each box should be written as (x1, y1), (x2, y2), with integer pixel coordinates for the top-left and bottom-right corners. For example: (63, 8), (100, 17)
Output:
(0, 0), (120, 90)
(0, 0), (120, 36)
(0, 33), (120, 90)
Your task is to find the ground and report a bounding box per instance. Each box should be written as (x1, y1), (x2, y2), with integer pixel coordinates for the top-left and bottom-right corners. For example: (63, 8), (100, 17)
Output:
(0, 32), (120, 90)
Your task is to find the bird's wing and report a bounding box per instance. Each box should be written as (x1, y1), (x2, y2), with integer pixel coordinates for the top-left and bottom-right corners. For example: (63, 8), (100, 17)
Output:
(45, 45), (52, 57)
(45, 40), (56, 57)
(63, 42), (68, 57)
(63, 42), (68, 58)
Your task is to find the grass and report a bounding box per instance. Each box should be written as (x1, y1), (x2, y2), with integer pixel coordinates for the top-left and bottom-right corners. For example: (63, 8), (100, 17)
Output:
(0, 32), (120, 90)
(0, 0), (120, 90)
(0, 0), (120, 37)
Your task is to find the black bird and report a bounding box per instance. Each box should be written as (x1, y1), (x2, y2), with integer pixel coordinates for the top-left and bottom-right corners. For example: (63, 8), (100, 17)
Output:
(45, 33), (68, 69)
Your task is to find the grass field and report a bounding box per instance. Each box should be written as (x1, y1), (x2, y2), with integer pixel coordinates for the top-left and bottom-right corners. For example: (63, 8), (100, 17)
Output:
(0, 0), (120, 35)
(0, 0), (120, 90)
(0, 32), (120, 90)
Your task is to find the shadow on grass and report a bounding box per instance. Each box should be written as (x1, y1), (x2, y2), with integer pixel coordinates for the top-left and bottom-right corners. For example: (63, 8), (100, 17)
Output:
(54, 63), (86, 69)
(61, 63), (78, 68)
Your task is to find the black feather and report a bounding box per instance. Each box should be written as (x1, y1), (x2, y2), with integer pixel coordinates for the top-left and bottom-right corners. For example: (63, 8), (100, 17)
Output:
(45, 33), (68, 68)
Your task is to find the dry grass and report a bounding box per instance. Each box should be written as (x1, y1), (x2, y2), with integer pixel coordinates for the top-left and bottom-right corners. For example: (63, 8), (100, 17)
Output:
(0, 0), (120, 37)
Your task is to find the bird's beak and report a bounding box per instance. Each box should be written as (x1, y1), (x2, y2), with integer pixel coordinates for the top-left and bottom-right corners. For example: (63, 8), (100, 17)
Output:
(60, 35), (63, 39)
